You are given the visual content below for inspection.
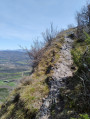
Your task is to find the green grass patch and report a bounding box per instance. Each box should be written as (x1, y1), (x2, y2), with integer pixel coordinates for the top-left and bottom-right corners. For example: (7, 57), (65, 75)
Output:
(0, 81), (5, 86)
(16, 61), (28, 65)
(0, 88), (9, 102)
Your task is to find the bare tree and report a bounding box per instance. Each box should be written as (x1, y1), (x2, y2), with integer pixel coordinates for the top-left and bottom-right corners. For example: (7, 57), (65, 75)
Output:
(76, 3), (90, 40)
(87, 4), (90, 33)
(76, 12), (85, 40)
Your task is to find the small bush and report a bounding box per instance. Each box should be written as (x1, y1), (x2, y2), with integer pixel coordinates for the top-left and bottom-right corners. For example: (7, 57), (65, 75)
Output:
(71, 114), (90, 119)
(71, 48), (82, 67)
(20, 76), (32, 85)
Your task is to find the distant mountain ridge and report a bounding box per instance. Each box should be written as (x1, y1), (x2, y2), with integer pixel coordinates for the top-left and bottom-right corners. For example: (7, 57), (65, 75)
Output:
(0, 49), (25, 52)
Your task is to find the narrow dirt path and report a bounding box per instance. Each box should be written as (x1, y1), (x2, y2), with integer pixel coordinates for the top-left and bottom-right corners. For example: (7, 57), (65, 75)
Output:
(36, 37), (74, 119)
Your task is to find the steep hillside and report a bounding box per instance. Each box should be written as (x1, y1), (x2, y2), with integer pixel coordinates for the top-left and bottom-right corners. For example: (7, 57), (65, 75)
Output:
(0, 28), (90, 119)
(59, 34), (90, 119)
(0, 29), (66, 119)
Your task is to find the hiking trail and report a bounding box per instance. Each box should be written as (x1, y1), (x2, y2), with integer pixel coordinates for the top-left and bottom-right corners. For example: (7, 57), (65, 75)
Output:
(36, 37), (74, 119)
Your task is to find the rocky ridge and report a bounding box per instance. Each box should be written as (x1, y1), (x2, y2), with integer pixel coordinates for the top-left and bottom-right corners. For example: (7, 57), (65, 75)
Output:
(36, 37), (74, 119)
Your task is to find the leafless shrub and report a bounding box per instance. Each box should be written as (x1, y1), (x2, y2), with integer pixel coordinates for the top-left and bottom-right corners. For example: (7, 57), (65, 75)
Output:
(67, 24), (74, 29)
(42, 23), (58, 46)
(26, 23), (58, 72)
(26, 39), (45, 72)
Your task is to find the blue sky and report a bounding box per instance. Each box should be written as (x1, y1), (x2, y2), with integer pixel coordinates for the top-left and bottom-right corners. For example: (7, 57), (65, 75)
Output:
(0, 0), (87, 50)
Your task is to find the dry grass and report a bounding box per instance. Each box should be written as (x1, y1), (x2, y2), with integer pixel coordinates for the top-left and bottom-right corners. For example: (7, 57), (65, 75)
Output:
(0, 32), (65, 119)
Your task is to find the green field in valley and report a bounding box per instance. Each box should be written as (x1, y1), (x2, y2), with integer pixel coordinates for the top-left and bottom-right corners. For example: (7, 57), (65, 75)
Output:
(0, 50), (31, 103)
